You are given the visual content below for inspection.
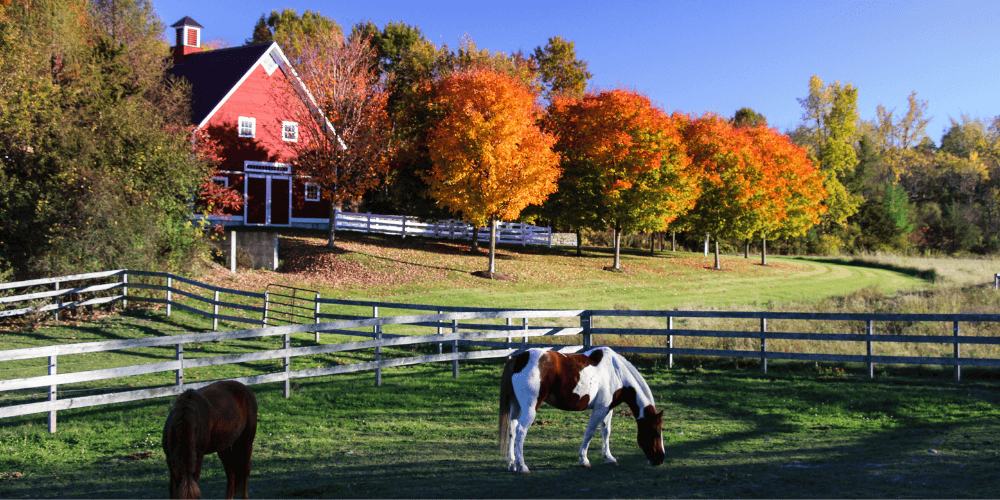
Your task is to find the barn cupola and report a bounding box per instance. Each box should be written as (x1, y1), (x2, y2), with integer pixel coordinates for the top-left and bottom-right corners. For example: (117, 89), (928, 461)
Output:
(170, 16), (203, 64)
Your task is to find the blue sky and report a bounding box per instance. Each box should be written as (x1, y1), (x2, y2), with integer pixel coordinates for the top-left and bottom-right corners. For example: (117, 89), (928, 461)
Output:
(154, 0), (1000, 143)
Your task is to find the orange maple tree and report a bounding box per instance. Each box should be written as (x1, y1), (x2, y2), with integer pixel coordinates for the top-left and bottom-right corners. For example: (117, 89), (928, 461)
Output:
(742, 125), (826, 264)
(545, 88), (698, 271)
(678, 114), (826, 269)
(424, 68), (560, 276)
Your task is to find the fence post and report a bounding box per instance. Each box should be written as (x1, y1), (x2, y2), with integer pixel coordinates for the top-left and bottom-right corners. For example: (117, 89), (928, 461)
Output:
(547, 226), (552, 248)
(314, 294), (322, 344)
(374, 306), (381, 387)
(667, 316), (674, 369)
(521, 222), (526, 246)
(262, 291), (270, 327)
(283, 332), (291, 398)
(212, 290), (220, 331)
(54, 281), (60, 322)
(522, 317), (529, 346)
(954, 321), (961, 382)
(760, 317), (768, 374)
(166, 276), (173, 317)
(366, 211), (372, 233)
(995, 273), (999, 290)
(47, 354), (57, 434)
(506, 317), (513, 349)
(581, 312), (592, 351)
(452, 319), (459, 378)
(437, 310), (444, 355)
(122, 271), (129, 309)
(866, 320), (874, 378)
(401, 216), (407, 239)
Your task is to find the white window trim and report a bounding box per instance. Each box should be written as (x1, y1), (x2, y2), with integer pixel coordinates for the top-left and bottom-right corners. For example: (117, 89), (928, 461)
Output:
(211, 176), (229, 188)
(184, 27), (201, 48)
(244, 161), (291, 173)
(238, 116), (256, 138)
(261, 51), (279, 76)
(282, 121), (299, 142)
(305, 182), (321, 202)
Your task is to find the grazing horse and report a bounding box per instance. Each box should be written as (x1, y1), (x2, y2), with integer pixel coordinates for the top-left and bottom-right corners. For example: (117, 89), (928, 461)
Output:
(162, 380), (258, 499)
(499, 347), (664, 473)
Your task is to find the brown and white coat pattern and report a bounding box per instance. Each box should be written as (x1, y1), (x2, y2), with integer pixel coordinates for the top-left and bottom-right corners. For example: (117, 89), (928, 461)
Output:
(499, 347), (665, 473)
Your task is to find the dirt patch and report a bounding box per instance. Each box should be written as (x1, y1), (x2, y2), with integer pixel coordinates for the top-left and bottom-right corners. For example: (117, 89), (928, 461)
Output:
(470, 270), (516, 281)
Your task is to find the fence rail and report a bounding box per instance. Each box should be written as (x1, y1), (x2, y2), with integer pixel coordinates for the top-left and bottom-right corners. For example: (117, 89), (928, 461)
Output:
(3, 269), (1000, 432)
(333, 210), (552, 247)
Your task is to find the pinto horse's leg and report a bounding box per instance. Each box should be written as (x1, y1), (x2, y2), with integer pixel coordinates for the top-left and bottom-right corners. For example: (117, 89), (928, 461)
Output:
(514, 405), (536, 474)
(600, 410), (617, 465)
(506, 401), (520, 472)
(578, 408), (609, 467)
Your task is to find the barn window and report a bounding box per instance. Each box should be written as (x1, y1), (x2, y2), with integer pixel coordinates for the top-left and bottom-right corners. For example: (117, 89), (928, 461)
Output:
(282, 121), (299, 142)
(305, 182), (320, 202)
(238, 116), (255, 138)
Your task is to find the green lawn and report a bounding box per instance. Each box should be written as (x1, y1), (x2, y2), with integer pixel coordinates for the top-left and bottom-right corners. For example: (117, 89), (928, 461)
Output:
(1, 360), (999, 498)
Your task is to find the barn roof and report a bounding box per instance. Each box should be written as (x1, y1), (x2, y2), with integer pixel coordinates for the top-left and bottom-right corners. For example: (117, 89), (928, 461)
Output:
(167, 43), (274, 127)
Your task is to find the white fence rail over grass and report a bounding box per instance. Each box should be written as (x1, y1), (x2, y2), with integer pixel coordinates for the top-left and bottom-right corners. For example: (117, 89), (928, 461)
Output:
(4, 269), (1000, 432)
(333, 210), (553, 247)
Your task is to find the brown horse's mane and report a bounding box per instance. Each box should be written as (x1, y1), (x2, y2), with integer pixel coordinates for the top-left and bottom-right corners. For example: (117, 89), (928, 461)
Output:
(170, 390), (202, 432)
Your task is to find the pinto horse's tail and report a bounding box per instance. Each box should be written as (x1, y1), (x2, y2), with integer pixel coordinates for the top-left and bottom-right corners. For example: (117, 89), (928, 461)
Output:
(498, 355), (517, 456)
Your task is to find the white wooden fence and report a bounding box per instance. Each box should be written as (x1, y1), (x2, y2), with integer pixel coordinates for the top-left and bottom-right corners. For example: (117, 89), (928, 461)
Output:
(4, 269), (1000, 433)
(333, 210), (553, 246)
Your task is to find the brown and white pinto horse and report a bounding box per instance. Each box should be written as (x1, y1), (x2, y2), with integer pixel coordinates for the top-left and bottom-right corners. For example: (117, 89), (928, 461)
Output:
(162, 380), (258, 499)
(499, 347), (664, 473)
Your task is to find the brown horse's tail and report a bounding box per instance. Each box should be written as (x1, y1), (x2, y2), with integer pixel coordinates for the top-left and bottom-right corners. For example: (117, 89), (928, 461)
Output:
(498, 355), (517, 456)
(165, 390), (203, 499)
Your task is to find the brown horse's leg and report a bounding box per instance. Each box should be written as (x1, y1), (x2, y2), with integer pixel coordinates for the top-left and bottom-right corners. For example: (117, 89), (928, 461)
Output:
(217, 448), (239, 500)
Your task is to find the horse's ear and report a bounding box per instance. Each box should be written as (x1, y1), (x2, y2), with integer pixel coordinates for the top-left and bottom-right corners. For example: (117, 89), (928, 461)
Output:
(657, 410), (664, 418)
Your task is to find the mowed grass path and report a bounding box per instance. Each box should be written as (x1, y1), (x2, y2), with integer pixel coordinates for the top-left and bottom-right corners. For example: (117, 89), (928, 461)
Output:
(209, 232), (944, 311)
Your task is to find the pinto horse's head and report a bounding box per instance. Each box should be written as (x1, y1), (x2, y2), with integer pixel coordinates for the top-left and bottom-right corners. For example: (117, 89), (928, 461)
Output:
(636, 407), (665, 466)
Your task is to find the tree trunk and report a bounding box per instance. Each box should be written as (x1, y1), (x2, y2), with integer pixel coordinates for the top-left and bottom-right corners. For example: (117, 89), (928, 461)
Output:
(471, 225), (480, 253)
(613, 227), (622, 270)
(714, 237), (721, 270)
(576, 228), (582, 256)
(744, 239), (750, 259)
(704, 232), (710, 257)
(650, 232), (655, 256)
(671, 231), (676, 252)
(327, 204), (338, 248)
(761, 236), (768, 266)
(488, 219), (497, 274)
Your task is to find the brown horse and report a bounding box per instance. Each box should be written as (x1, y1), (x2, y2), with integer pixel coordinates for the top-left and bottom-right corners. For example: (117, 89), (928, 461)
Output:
(162, 380), (258, 499)
(499, 347), (664, 473)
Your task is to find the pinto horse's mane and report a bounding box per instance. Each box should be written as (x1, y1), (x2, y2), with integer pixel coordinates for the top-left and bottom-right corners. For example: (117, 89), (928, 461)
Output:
(608, 349), (655, 407)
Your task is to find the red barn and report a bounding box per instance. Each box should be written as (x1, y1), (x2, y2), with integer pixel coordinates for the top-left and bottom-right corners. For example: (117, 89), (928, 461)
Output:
(168, 16), (338, 229)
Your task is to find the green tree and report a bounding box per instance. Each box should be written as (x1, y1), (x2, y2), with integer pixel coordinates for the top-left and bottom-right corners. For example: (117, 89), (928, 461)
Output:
(531, 36), (592, 101)
(732, 107), (767, 128)
(247, 8), (343, 65)
(1, 0), (213, 277)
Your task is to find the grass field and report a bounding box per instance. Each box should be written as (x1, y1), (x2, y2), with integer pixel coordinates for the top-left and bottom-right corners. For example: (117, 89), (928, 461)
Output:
(3, 233), (1000, 498)
(2, 360), (999, 498)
